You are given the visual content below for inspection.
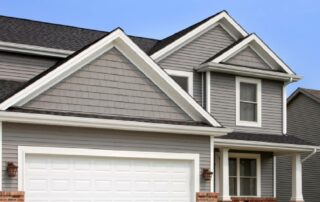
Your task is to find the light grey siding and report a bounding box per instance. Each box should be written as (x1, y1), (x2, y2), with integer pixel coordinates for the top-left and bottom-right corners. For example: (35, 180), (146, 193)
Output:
(23, 48), (192, 121)
(211, 72), (283, 134)
(225, 47), (271, 70)
(277, 94), (320, 202)
(2, 123), (211, 191)
(0, 51), (58, 81)
(158, 25), (235, 105)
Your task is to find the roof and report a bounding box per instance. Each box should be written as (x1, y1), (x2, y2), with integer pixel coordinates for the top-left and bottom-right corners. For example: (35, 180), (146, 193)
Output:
(288, 88), (320, 104)
(0, 15), (158, 53)
(217, 132), (316, 146)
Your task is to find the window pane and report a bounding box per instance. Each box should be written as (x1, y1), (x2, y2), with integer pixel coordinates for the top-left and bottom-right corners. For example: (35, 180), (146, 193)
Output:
(240, 102), (257, 121)
(240, 83), (257, 102)
(240, 159), (257, 176)
(229, 177), (237, 196)
(171, 76), (189, 92)
(240, 178), (257, 196)
(229, 158), (237, 176)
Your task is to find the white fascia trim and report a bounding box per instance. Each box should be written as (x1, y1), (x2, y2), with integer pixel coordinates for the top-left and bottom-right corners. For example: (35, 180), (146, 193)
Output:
(0, 41), (73, 58)
(236, 76), (262, 127)
(0, 111), (232, 136)
(211, 34), (295, 75)
(198, 63), (301, 82)
(150, 11), (247, 61)
(18, 146), (200, 194)
(214, 138), (319, 152)
(0, 29), (222, 127)
(164, 69), (194, 96)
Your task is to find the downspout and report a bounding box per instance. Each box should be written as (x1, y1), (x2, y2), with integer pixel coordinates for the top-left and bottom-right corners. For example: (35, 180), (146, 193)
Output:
(283, 77), (292, 135)
(302, 148), (317, 163)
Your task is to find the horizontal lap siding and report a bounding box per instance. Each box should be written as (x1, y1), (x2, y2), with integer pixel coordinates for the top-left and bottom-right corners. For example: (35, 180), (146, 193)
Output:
(261, 152), (274, 197)
(23, 48), (191, 121)
(0, 51), (58, 81)
(211, 72), (283, 134)
(2, 123), (211, 191)
(158, 25), (235, 105)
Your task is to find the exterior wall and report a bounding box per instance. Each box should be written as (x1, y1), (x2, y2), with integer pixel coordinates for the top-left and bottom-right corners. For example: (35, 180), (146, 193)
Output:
(277, 94), (320, 202)
(23, 48), (192, 122)
(2, 123), (211, 191)
(225, 47), (271, 70)
(0, 51), (58, 81)
(211, 72), (283, 135)
(158, 25), (235, 105)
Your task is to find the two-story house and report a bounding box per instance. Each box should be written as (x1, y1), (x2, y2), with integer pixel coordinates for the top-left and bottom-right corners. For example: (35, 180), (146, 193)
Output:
(0, 11), (317, 202)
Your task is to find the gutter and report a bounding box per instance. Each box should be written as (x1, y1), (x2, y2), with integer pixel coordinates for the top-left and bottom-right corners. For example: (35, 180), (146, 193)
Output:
(302, 148), (317, 163)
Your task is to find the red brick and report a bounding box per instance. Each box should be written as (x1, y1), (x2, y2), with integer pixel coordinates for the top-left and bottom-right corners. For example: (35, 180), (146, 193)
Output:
(197, 192), (219, 202)
(0, 192), (24, 202)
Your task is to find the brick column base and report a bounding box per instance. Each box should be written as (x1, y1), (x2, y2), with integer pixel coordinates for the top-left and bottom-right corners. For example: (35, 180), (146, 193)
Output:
(0, 192), (24, 202)
(197, 192), (219, 202)
(231, 197), (277, 202)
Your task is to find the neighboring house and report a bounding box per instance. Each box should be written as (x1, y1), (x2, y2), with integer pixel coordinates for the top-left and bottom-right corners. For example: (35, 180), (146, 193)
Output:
(0, 10), (317, 202)
(277, 88), (320, 202)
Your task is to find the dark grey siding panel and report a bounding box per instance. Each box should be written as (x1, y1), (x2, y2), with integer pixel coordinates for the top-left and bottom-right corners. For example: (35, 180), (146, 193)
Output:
(278, 94), (320, 202)
(0, 51), (58, 81)
(193, 72), (203, 105)
(23, 48), (192, 121)
(2, 123), (211, 191)
(211, 72), (283, 134)
(261, 152), (274, 197)
(225, 47), (271, 70)
(277, 156), (291, 202)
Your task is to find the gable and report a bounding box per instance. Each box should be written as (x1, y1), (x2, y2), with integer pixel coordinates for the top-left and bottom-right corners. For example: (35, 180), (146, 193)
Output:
(224, 46), (272, 70)
(22, 48), (193, 122)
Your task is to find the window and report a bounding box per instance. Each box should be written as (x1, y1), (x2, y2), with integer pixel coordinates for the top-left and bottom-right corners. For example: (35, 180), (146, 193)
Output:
(165, 69), (193, 96)
(229, 153), (261, 197)
(236, 77), (261, 127)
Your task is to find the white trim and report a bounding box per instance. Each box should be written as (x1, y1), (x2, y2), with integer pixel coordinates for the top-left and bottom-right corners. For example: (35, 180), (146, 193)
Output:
(291, 153), (304, 202)
(236, 76), (262, 127)
(151, 11), (247, 61)
(164, 69), (194, 96)
(0, 122), (2, 191)
(0, 41), (73, 58)
(18, 146), (200, 200)
(219, 148), (231, 201)
(206, 71), (211, 113)
(283, 85), (287, 134)
(210, 136), (214, 192)
(0, 111), (232, 136)
(0, 29), (222, 127)
(273, 155), (277, 198)
(197, 63), (301, 82)
(215, 152), (220, 193)
(229, 153), (261, 197)
(214, 138), (319, 152)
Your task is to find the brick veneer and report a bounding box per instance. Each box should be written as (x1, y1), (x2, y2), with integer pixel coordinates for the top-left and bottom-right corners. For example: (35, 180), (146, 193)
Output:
(231, 197), (276, 202)
(0, 192), (24, 202)
(197, 192), (219, 202)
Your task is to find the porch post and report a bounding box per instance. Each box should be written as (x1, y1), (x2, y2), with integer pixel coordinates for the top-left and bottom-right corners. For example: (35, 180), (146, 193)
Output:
(219, 148), (231, 201)
(290, 153), (304, 202)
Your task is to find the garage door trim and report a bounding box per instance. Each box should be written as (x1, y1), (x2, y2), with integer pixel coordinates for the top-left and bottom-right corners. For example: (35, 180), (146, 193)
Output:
(18, 146), (200, 198)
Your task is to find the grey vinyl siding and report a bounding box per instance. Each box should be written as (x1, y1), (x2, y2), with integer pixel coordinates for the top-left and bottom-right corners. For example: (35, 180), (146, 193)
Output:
(225, 47), (271, 70)
(0, 51), (58, 81)
(2, 123), (211, 191)
(277, 94), (320, 202)
(211, 72), (283, 135)
(23, 48), (192, 121)
(193, 72), (203, 105)
(158, 25), (235, 106)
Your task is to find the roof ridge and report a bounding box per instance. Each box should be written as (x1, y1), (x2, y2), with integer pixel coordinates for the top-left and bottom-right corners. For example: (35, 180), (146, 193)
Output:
(288, 87), (320, 104)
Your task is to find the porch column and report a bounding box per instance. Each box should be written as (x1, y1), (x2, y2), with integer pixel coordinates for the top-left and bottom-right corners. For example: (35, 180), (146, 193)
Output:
(290, 153), (304, 202)
(219, 148), (231, 201)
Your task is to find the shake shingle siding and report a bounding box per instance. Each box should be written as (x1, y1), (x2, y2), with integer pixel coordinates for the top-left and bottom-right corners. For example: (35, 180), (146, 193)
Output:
(22, 48), (192, 121)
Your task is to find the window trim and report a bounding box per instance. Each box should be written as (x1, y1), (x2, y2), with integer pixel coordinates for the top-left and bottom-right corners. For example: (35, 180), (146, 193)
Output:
(229, 153), (261, 197)
(165, 69), (194, 96)
(236, 76), (262, 127)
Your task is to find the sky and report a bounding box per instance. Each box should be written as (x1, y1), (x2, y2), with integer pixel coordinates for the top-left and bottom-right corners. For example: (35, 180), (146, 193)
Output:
(0, 0), (319, 94)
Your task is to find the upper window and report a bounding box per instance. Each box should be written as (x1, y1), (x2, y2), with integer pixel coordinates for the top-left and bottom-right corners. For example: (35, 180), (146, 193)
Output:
(165, 69), (193, 96)
(236, 77), (261, 127)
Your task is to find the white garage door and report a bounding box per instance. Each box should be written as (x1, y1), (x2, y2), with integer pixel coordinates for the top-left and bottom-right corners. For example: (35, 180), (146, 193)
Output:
(24, 153), (195, 202)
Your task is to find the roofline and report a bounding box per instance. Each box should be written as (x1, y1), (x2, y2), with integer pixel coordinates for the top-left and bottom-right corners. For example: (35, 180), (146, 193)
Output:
(0, 111), (232, 136)
(215, 138), (319, 153)
(287, 88), (320, 104)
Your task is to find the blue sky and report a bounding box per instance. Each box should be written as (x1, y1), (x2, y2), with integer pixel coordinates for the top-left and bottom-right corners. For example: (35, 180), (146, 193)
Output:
(1, 0), (319, 94)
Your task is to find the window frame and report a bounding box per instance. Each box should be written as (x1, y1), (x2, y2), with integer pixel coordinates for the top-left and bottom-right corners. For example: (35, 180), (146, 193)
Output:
(229, 153), (261, 197)
(165, 69), (193, 96)
(236, 76), (262, 127)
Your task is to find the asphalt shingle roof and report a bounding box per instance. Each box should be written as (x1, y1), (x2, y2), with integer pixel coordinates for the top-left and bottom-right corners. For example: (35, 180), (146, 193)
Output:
(288, 88), (320, 104)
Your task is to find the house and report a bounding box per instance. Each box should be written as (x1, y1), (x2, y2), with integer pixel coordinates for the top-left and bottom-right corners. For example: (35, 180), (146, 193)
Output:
(277, 88), (320, 202)
(0, 11), (317, 202)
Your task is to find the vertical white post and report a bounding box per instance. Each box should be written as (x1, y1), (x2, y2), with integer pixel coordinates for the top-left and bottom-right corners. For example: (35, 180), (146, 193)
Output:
(0, 121), (2, 191)
(206, 71), (211, 113)
(273, 155), (277, 198)
(219, 148), (231, 201)
(291, 153), (304, 202)
(283, 85), (287, 134)
(210, 136), (214, 192)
